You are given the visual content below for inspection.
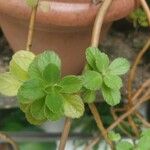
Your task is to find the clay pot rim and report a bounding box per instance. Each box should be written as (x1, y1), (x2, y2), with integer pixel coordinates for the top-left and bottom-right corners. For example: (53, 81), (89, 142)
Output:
(0, 0), (139, 27)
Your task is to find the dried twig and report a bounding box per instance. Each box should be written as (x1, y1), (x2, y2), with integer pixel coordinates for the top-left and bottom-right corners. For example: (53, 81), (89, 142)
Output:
(89, 104), (113, 148)
(84, 95), (149, 150)
(26, 1), (39, 51)
(0, 133), (19, 150)
(127, 39), (150, 100)
(135, 111), (150, 128)
(58, 118), (72, 150)
(132, 79), (150, 103)
(84, 135), (101, 150)
(108, 96), (150, 131)
(111, 109), (133, 138)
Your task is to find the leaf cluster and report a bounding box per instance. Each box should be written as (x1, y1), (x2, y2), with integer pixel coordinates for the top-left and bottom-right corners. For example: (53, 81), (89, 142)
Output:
(0, 47), (130, 125)
(82, 47), (130, 106)
(17, 51), (84, 125)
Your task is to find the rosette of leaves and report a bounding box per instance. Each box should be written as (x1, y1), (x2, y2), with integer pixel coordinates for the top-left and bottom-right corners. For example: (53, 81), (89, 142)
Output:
(0, 50), (35, 96)
(17, 51), (84, 125)
(81, 47), (130, 106)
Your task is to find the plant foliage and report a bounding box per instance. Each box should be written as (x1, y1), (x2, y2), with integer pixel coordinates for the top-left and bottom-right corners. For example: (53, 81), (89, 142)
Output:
(82, 47), (130, 106)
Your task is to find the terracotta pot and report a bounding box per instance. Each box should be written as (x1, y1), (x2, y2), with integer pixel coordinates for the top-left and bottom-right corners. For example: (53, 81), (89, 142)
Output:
(0, 0), (139, 75)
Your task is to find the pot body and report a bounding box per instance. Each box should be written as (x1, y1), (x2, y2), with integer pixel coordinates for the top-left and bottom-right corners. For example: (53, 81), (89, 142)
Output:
(0, 0), (139, 75)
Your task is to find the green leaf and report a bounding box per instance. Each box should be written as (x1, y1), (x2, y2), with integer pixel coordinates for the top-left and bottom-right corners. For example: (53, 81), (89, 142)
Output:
(0, 72), (22, 96)
(37, 51), (61, 73)
(44, 106), (63, 121)
(63, 95), (84, 118)
(109, 58), (130, 75)
(30, 98), (46, 120)
(116, 141), (134, 150)
(25, 108), (46, 125)
(26, 0), (38, 7)
(25, 114), (45, 125)
(59, 75), (82, 94)
(86, 47), (101, 70)
(45, 91), (64, 113)
(96, 52), (109, 73)
(10, 50), (35, 81)
(82, 88), (96, 103)
(42, 63), (61, 84)
(104, 74), (123, 89)
(82, 70), (102, 90)
(108, 131), (121, 142)
(101, 84), (121, 106)
(19, 103), (30, 113)
(137, 129), (150, 150)
(17, 79), (45, 102)
(28, 57), (42, 79)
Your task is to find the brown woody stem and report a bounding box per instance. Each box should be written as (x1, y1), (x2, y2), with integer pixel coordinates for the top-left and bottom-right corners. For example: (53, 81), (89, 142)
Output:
(26, 2), (39, 51)
(0, 133), (19, 150)
(58, 117), (72, 150)
(89, 103), (113, 149)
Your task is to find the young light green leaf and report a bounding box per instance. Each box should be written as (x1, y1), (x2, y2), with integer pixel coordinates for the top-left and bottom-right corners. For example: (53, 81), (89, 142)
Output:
(86, 47), (101, 70)
(45, 91), (64, 113)
(17, 79), (45, 101)
(44, 106), (63, 121)
(108, 131), (121, 142)
(102, 84), (121, 106)
(82, 88), (96, 103)
(37, 51), (61, 73)
(0, 72), (22, 96)
(109, 58), (130, 75)
(28, 57), (42, 79)
(82, 70), (102, 90)
(96, 52), (109, 73)
(104, 74), (123, 89)
(30, 98), (46, 120)
(10, 50), (35, 81)
(63, 95), (84, 118)
(59, 75), (82, 94)
(26, 0), (38, 7)
(116, 141), (134, 150)
(42, 63), (61, 84)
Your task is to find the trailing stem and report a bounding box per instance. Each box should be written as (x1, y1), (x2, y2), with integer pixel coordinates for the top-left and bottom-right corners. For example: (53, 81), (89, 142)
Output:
(0, 133), (19, 150)
(89, 103), (113, 149)
(127, 39), (150, 100)
(126, 25), (150, 138)
(87, 0), (113, 148)
(86, 93), (150, 149)
(26, 1), (39, 51)
(58, 117), (72, 150)
(91, 0), (112, 47)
